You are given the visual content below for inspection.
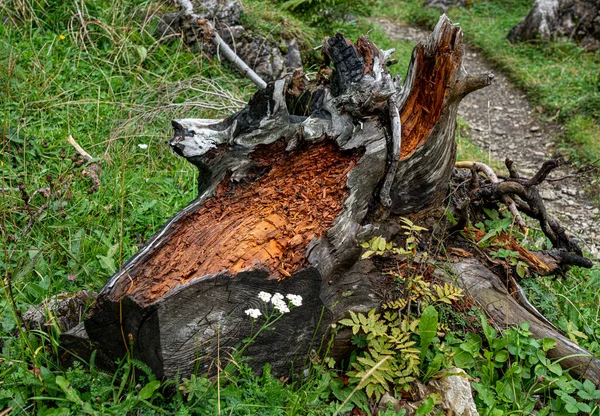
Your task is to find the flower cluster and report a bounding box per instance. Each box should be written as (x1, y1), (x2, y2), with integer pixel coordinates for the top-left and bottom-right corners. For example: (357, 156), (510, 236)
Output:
(244, 308), (261, 319)
(244, 291), (303, 318)
(286, 294), (303, 307)
(271, 293), (289, 314)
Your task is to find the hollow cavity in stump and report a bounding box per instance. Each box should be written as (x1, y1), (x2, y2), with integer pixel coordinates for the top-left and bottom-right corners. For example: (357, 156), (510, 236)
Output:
(114, 140), (360, 305)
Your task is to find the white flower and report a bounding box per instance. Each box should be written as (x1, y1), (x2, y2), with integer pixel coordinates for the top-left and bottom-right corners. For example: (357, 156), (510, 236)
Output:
(286, 294), (303, 307)
(271, 292), (284, 304)
(258, 291), (272, 303)
(245, 308), (262, 319)
(272, 300), (290, 314)
(138, 143), (148, 149)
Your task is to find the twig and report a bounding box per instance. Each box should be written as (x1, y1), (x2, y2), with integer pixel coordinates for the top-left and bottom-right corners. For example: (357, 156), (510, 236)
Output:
(67, 134), (94, 162)
(175, 0), (267, 90)
(66, 135), (102, 193)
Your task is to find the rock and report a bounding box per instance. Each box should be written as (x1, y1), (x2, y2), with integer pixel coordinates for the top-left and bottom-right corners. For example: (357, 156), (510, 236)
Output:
(200, 0), (243, 26)
(427, 368), (479, 416)
(378, 392), (401, 413)
(424, 0), (467, 12)
(530, 125), (541, 132)
(493, 128), (506, 136)
(218, 25), (245, 44)
(592, 208), (599, 215)
(22, 291), (97, 333)
(285, 38), (302, 70)
(540, 188), (558, 200)
(564, 188), (577, 197)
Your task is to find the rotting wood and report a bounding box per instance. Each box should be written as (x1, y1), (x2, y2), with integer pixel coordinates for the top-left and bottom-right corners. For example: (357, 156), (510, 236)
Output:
(114, 141), (361, 305)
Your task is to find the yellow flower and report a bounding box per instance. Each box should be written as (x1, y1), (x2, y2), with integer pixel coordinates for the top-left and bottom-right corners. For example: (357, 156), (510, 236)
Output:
(59, 35), (66, 40)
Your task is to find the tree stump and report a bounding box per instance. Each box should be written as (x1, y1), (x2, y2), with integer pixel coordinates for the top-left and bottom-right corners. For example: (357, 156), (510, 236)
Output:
(508, 0), (600, 51)
(62, 15), (598, 384)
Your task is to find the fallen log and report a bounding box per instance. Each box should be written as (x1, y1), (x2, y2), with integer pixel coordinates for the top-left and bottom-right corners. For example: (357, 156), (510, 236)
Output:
(61, 15), (597, 384)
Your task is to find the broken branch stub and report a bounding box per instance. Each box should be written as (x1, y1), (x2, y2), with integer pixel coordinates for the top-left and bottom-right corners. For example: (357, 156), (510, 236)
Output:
(61, 16), (597, 383)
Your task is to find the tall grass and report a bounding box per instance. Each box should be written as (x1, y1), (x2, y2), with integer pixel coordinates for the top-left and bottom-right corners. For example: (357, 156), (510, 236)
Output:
(1, 0), (255, 412)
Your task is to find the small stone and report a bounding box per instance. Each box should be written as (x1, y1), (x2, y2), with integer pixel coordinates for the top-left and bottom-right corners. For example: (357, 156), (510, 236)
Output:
(530, 126), (540, 132)
(592, 208), (599, 215)
(493, 129), (506, 136)
(427, 368), (479, 416)
(540, 189), (558, 200)
(564, 188), (577, 197)
(493, 106), (504, 111)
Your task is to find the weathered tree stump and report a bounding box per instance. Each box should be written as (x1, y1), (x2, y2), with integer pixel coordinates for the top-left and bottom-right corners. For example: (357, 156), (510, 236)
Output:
(508, 0), (600, 51)
(62, 15), (598, 384)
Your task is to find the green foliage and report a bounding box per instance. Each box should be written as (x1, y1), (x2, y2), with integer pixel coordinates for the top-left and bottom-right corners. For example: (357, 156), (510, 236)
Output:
(443, 316), (600, 415)
(341, 230), (465, 401)
(522, 265), (600, 356)
(276, 0), (373, 31)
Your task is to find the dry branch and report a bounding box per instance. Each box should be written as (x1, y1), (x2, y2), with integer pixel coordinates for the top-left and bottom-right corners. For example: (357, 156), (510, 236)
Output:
(67, 135), (102, 193)
(175, 0), (267, 89)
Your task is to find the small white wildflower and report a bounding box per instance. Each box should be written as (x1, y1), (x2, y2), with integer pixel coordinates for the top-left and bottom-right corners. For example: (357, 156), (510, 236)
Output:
(258, 291), (272, 303)
(271, 292), (284, 304)
(286, 294), (303, 307)
(138, 143), (148, 149)
(272, 300), (290, 314)
(245, 308), (261, 319)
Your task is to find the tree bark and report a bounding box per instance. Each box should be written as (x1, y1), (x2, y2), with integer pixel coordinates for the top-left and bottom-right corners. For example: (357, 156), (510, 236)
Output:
(61, 15), (597, 383)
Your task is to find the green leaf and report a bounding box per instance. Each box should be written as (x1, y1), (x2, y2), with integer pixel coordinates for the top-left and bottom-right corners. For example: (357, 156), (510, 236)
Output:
(453, 350), (475, 369)
(138, 380), (161, 400)
(361, 250), (375, 259)
(472, 382), (496, 407)
(481, 315), (497, 346)
(494, 350), (509, 363)
(460, 333), (482, 356)
(415, 396), (436, 416)
(548, 362), (563, 376)
(419, 306), (438, 364)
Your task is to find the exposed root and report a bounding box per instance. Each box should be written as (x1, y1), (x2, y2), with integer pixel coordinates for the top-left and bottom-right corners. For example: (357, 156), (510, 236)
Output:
(455, 161), (526, 230)
(454, 159), (593, 271)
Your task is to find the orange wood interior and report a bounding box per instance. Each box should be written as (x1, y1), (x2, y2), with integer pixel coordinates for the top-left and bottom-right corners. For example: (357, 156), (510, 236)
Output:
(399, 33), (460, 160)
(118, 140), (360, 305)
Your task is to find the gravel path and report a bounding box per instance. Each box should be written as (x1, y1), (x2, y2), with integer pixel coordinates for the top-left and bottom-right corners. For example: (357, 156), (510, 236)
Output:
(376, 18), (600, 259)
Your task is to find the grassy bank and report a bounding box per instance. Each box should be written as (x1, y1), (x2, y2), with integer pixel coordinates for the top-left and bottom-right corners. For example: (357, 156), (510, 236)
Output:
(377, 0), (600, 166)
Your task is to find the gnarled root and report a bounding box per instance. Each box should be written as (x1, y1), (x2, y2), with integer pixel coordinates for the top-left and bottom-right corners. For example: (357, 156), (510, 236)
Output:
(454, 158), (592, 271)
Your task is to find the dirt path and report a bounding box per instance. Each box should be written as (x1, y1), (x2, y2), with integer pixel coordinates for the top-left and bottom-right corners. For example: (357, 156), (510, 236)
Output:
(376, 18), (600, 260)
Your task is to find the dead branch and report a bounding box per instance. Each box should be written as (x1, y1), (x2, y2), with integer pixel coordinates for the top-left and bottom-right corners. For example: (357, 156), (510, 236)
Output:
(175, 0), (267, 89)
(66, 135), (102, 193)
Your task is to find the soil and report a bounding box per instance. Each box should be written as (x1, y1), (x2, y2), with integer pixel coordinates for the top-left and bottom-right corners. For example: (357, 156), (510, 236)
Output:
(375, 18), (600, 260)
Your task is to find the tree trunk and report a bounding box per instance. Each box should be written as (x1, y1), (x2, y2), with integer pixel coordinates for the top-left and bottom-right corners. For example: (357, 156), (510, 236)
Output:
(508, 0), (600, 51)
(62, 15), (597, 384)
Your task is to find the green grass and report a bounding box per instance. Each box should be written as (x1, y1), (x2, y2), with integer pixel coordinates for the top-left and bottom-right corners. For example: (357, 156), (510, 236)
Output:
(377, 0), (600, 166)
